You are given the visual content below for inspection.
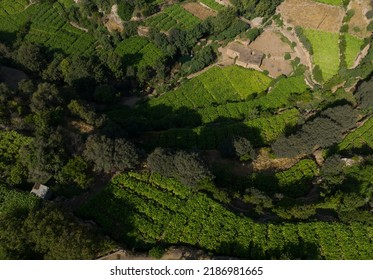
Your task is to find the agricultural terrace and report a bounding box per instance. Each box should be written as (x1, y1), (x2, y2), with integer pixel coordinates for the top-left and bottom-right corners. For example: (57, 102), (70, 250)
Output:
(303, 29), (340, 81)
(0, 1), (97, 56)
(348, 0), (372, 39)
(149, 66), (272, 109)
(278, 0), (344, 33)
(345, 34), (365, 68)
(199, 0), (225, 11)
(312, 0), (343, 5)
(79, 171), (373, 259)
(182, 2), (216, 20)
(115, 37), (165, 68)
(338, 117), (373, 151)
(142, 109), (300, 149)
(107, 74), (307, 138)
(146, 4), (201, 31)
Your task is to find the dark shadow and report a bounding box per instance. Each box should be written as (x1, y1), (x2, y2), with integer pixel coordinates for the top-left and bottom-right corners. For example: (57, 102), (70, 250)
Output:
(0, 31), (17, 44)
(215, 238), (321, 260)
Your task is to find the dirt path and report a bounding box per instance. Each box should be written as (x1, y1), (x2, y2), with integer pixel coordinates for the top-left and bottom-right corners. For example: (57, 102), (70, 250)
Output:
(352, 43), (370, 69)
(70, 21), (89, 32)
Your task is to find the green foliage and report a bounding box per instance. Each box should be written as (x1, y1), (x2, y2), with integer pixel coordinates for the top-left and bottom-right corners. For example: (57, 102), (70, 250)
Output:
(144, 109), (300, 150)
(147, 148), (213, 186)
(275, 159), (318, 197)
(344, 34), (364, 68)
(354, 77), (373, 110)
(56, 156), (92, 192)
(273, 105), (359, 157)
(0, 187), (110, 259)
(312, 0), (343, 5)
(231, 0), (283, 20)
(320, 155), (345, 192)
(79, 171), (373, 259)
(117, 2), (134, 21)
(338, 117), (373, 152)
(220, 136), (255, 161)
(0, 131), (32, 186)
(200, 0), (225, 11)
(303, 29), (340, 81)
(180, 45), (217, 76)
(115, 36), (165, 69)
(146, 4), (201, 31)
(84, 135), (140, 173)
(246, 27), (262, 41)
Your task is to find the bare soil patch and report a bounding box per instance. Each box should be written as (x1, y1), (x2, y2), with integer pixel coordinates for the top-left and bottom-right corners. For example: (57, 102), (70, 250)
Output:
(105, 4), (124, 32)
(249, 29), (294, 77)
(182, 2), (216, 20)
(251, 148), (301, 172)
(260, 57), (293, 77)
(348, 0), (372, 38)
(278, 0), (344, 32)
(249, 30), (294, 58)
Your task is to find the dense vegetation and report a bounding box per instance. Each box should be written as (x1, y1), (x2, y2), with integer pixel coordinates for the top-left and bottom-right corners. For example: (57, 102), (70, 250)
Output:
(0, 0), (372, 260)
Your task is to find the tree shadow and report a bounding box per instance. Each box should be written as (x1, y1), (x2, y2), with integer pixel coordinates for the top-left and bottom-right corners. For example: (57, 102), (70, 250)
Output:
(216, 239), (321, 260)
(0, 31), (16, 44)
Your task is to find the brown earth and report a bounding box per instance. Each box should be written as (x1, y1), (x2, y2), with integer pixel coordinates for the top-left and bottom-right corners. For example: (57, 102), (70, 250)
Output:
(182, 2), (216, 20)
(278, 0), (344, 33)
(251, 148), (301, 172)
(249, 29), (294, 77)
(249, 29), (294, 58)
(348, 0), (372, 38)
(105, 4), (124, 32)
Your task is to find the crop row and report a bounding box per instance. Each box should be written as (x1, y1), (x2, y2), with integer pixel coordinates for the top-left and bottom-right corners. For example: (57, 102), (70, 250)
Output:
(199, 0), (225, 11)
(338, 117), (373, 151)
(146, 4), (201, 31)
(142, 109), (300, 149)
(79, 171), (373, 259)
(115, 36), (164, 68)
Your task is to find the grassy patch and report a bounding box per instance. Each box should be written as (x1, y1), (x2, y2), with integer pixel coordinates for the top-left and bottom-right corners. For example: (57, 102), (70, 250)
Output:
(304, 29), (340, 81)
(312, 0), (343, 5)
(345, 33), (364, 68)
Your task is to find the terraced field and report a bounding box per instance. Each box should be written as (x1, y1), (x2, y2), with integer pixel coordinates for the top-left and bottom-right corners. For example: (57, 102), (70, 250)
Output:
(146, 4), (201, 31)
(115, 37), (165, 68)
(345, 34), (364, 68)
(304, 29), (340, 81)
(79, 171), (373, 259)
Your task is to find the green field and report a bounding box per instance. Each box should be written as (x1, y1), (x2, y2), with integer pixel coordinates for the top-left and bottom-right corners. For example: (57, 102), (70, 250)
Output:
(345, 34), (364, 68)
(146, 4), (201, 31)
(199, 0), (225, 11)
(115, 37), (165, 68)
(79, 171), (373, 259)
(149, 66), (272, 109)
(142, 109), (300, 149)
(339, 117), (373, 151)
(0, 1), (96, 56)
(312, 0), (343, 5)
(304, 29), (340, 81)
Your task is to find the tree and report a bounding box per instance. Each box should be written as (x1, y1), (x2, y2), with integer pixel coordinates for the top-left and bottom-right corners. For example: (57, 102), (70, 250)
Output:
(84, 135), (140, 173)
(15, 42), (45, 73)
(31, 83), (62, 113)
(220, 136), (256, 161)
(56, 156), (92, 190)
(173, 150), (213, 186)
(147, 148), (213, 186)
(320, 155), (345, 193)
